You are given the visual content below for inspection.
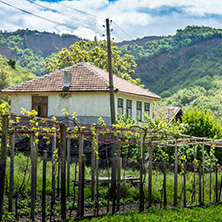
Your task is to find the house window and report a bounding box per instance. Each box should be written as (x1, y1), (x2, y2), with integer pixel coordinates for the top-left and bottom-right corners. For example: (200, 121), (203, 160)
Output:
(144, 103), (150, 116)
(118, 98), (123, 116)
(137, 101), (142, 121)
(126, 100), (132, 117)
(32, 96), (48, 117)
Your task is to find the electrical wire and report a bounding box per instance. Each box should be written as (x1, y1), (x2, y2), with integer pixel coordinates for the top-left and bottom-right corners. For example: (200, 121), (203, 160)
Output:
(0, 0), (79, 31)
(112, 30), (125, 42)
(113, 22), (134, 40)
(57, 1), (105, 20)
(27, 0), (103, 28)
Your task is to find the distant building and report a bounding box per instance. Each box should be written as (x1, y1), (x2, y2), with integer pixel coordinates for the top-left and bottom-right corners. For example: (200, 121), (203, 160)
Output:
(154, 106), (183, 123)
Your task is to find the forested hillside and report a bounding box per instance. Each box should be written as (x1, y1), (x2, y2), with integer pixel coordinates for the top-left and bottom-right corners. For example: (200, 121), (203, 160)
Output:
(119, 26), (222, 119)
(0, 29), (82, 76)
(0, 54), (36, 103)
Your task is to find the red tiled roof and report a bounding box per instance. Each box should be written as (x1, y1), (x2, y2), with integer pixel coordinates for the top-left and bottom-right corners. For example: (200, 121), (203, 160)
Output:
(2, 63), (161, 100)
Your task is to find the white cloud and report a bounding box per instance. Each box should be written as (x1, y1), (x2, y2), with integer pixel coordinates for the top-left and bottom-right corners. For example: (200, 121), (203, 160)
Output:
(1, 0), (222, 41)
(71, 26), (102, 40)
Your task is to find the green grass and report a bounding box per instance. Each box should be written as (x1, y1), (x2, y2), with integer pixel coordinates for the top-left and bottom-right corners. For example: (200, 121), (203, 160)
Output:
(81, 204), (222, 222)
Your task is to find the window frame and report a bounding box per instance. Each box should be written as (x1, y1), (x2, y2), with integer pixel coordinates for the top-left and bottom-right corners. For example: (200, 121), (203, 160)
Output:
(117, 98), (124, 116)
(126, 99), (132, 118)
(137, 101), (142, 121)
(144, 102), (150, 116)
(32, 96), (48, 118)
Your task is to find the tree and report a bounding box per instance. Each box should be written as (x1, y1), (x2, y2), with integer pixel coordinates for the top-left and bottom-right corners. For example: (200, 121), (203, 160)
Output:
(8, 58), (16, 69)
(182, 107), (222, 138)
(45, 38), (142, 86)
(0, 69), (10, 103)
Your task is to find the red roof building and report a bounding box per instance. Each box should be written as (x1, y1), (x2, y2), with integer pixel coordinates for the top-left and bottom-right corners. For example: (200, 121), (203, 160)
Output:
(2, 63), (161, 125)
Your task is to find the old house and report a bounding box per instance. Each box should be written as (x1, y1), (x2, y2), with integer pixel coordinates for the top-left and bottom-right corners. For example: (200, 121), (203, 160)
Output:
(2, 62), (161, 125)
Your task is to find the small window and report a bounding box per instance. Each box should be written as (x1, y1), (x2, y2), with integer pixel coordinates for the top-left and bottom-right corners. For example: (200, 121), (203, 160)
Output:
(137, 101), (142, 121)
(118, 98), (123, 116)
(144, 103), (150, 116)
(32, 96), (48, 117)
(126, 100), (132, 118)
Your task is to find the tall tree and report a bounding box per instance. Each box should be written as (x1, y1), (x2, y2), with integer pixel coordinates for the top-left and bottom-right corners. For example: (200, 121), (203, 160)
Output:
(46, 38), (142, 86)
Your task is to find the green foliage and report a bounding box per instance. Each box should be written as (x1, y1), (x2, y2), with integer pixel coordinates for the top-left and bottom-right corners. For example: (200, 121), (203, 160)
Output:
(182, 107), (222, 138)
(46, 37), (142, 86)
(7, 58), (16, 69)
(12, 46), (47, 76)
(0, 54), (36, 104)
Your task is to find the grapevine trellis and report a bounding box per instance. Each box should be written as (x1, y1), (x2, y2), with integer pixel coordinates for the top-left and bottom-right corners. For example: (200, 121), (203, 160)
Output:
(0, 113), (222, 221)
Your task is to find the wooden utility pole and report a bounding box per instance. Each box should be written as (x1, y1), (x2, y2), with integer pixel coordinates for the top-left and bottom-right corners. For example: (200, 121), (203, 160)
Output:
(106, 18), (117, 213)
(106, 18), (115, 125)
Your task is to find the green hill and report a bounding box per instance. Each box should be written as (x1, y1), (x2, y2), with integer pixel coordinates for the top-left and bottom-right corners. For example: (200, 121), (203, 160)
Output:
(0, 54), (36, 103)
(0, 29), (82, 76)
(119, 26), (222, 120)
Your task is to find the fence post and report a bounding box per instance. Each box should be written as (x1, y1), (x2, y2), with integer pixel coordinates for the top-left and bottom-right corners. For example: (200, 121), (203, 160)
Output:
(81, 155), (85, 218)
(31, 134), (37, 222)
(192, 145), (196, 204)
(199, 162), (202, 205)
(139, 132), (144, 212)
(183, 160), (186, 207)
(174, 139), (178, 207)
(215, 163), (218, 203)
(0, 115), (8, 222)
(9, 133), (15, 212)
(111, 141), (117, 215)
(78, 154), (85, 218)
(210, 155), (212, 201)
(95, 129), (99, 216)
(117, 140), (121, 212)
(42, 150), (47, 222)
(77, 134), (84, 217)
(112, 153), (117, 214)
(163, 144), (167, 207)
(67, 138), (71, 196)
(148, 142), (153, 207)
(51, 124), (56, 218)
(91, 141), (95, 202)
(202, 142), (205, 203)
(60, 124), (66, 220)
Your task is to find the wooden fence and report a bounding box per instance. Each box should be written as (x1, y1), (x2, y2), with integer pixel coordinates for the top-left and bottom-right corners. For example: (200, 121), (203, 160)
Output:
(0, 114), (222, 221)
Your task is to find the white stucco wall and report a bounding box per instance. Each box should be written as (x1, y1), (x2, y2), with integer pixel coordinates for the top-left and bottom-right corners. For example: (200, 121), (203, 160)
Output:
(11, 92), (111, 124)
(11, 94), (32, 114)
(11, 92), (154, 125)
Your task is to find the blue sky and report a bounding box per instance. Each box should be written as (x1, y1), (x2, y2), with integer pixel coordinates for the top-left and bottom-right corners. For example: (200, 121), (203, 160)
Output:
(1, 0), (222, 41)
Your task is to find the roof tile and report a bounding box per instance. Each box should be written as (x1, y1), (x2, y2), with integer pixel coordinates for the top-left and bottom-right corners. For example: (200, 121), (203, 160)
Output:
(2, 63), (161, 100)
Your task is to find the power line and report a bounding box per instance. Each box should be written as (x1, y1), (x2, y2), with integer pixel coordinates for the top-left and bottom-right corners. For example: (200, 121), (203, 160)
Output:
(112, 21), (169, 75)
(0, 0), (79, 31)
(112, 30), (125, 42)
(27, 0), (103, 28)
(113, 22), (134, 40)
(57, 1), (105, 20)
